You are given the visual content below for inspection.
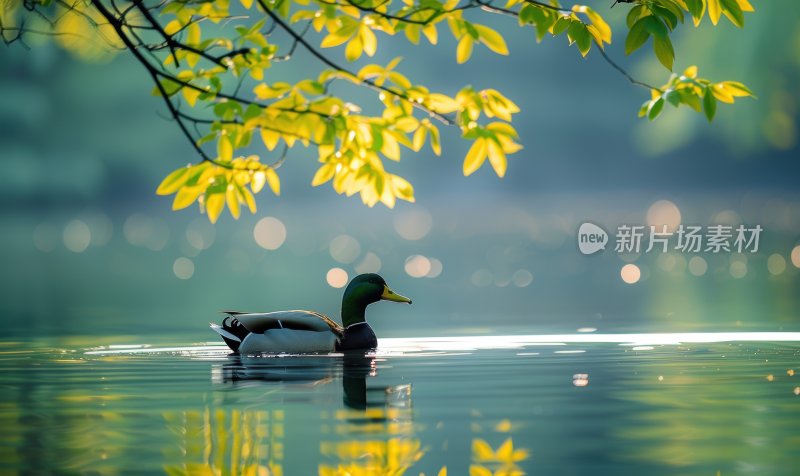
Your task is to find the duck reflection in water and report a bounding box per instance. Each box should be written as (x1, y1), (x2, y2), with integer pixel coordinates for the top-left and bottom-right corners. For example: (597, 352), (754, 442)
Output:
(213, 352), (411, 410)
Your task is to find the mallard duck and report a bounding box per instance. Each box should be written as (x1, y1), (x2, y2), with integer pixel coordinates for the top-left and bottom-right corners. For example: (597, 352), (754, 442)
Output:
(210, 273), (411, 354)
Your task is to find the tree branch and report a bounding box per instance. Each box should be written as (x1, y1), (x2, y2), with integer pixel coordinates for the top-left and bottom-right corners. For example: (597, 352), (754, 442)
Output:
(258, 0), (457, 126)
(594, 44), (660, 91)
(475, 0), (659, 91)
(315, 0), (447, 25)
(89, 0), (214, 164)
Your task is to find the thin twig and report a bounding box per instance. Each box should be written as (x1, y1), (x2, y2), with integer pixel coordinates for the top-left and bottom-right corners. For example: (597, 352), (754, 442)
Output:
(258, 0), (456, 126)
(594, 44), (661, 91)
(90, 0), (214, 163)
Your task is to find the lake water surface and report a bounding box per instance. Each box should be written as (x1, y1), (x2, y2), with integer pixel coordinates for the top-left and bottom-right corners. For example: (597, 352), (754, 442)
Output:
(1, 333), (799, 475)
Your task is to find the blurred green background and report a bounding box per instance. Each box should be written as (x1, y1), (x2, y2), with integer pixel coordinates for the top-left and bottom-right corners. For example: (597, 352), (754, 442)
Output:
(1, 1), (799, 340)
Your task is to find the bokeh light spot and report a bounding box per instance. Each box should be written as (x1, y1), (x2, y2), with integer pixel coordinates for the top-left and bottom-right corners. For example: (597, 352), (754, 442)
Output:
(405, 255), (431, 278)
(512, 269), (533, 287)
(253, 217), (287, 250)
(327, 268), (348, 288)
(426, 258), (443, 278)
(572, 373), (589, 387)
(620, 264), (641, 284)
(329, 234), (360, 263)
(646, 200), (681, 233)
(354, 252), (382, 274)
(173, 257), (194, 280)
(767, 253), (786, 276)
(688, 256), (708, 276)
(186, 217), (216, 251)
(712, 210), (741, 226)
(124, 214), (152, 247)
(471, 269), (493, 287)
(63, 220), (91, 253)
(791, 245), (800, 269)
(729, 259), (747, 279)
(393, 208), (433, 240)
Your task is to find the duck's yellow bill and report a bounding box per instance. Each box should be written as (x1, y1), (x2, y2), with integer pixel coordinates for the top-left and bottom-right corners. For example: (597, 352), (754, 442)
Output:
(381, 285), (412, 304)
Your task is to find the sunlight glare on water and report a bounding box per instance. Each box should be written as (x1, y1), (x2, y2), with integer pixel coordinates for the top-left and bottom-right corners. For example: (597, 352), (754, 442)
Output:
(1, 333), (798, 475)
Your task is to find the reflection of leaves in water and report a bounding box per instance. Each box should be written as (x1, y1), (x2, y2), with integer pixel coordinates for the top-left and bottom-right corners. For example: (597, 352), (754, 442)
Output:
(494, 419), (513, 433)
(469, 465), (525, 476)
(320, 404), (422, 476)
(472, 438), (528, 464)
(319, 438), (423, 476)
(470, 437), (529, 476)
(163, 408), (283, 476)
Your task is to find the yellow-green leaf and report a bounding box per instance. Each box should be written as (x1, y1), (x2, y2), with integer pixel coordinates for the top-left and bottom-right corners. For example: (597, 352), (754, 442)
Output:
(382, 130), (400, 160)
(711, 83), (734, 103)
(226, 186), (240, 219)
(241, 186), (257, 213)
(182, 87), (200, 107)
(156, 167), (190, 195)
(486, 139), (507, 177)
(721, 0), (745, 27)
(404, 24), (421, 45)
(722, 81), (754, 97)
(164, 20), (181, 36)
(474, 24), (509, 55)
(265, 168), (280, 195)
(345, 36), (363, 61)
(428, 93), (460, 114)
(218, 136), (233, 162)
(360, 25), (377, 57)
(412, 126), (427, 151)
(261, 128), (280, 151)
(252, 170), (266, 193)
(312, 163), (336, 186)
(254, 82), (291, 100)
(429, 124), (441, 156)
(321, 23), (357, 48)
(423, 23), (438, 45)
(206, 193), (225, 223)
(708, 0), (722, 25)
(463, 138), (487, 176)
(186, 23), (201, 46)
(456, 36), (473, 64)
(392, 175), (414, 202)
(173, 186), (204, 210)
(585, 6), (611, 44)
(379, 179), (396, 208)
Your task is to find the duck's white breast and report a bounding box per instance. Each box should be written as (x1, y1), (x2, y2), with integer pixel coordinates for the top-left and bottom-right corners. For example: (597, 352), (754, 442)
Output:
(238, 329), (337, 354)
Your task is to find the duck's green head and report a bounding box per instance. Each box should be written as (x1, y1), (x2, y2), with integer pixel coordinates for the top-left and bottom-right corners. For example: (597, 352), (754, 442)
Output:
(341, 273), (411, 326)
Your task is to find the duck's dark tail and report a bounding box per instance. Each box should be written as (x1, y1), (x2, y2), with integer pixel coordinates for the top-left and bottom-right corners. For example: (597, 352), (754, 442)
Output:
(210, 315), (250, 352)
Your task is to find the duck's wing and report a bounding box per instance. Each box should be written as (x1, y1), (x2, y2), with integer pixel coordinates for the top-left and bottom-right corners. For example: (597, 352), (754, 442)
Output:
(222, 310), (344, 336)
